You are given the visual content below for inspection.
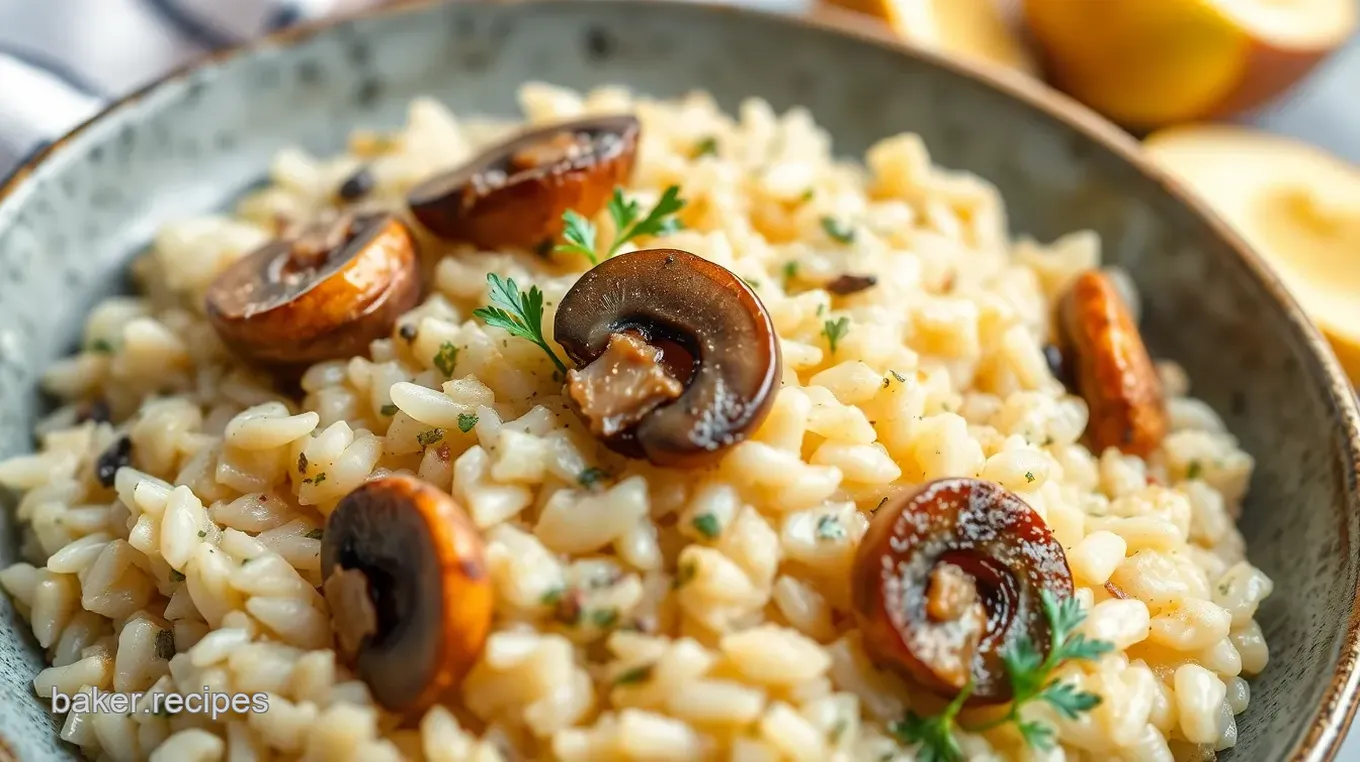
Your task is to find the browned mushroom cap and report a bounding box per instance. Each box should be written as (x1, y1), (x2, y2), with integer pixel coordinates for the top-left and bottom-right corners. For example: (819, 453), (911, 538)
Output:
(1058, 270), (1167, 457)
(407, 115), (640, 251)
(851, 477), (1074, 704)
(205, 213), (421, 368)
(320, 474), (492, 715)
(554, 248), (781, 468)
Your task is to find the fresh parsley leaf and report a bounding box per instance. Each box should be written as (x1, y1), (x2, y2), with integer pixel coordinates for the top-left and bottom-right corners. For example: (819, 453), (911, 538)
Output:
(816, 515), (846, 541)
(472, 274), (568, 375)
(1040, 680), (1102, 720)
(614, 664), (654, 685)
(1016, 720), (1056, 751)
(380, 403), (398, 416)
(578, 466), (608, 489)
(692, 513), (721, 539)
(821, 216), (855, 244)
(457, 413), (478, 433)
(416, 429), (445, 447)
(822, 317), (850, 355)
(692, 136), (718, 158)
(434, 342), (459, 376)
(608, 185), (685, 255)
(555, 209), (599, 264)
(1001, 635), (1046, 699)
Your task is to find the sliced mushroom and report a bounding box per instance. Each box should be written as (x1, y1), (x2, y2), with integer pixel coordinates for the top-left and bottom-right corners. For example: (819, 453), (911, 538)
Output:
(320, 474), (492, 715)
(407, 115), (640, 251)
(205, 213), (421, 368)
(554, 248), (781, 467)
(851, 477), (1074, 704)
(1058, 270), (1167, 457)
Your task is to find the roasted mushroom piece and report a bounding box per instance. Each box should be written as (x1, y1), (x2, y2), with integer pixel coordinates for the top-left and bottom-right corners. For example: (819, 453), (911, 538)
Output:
(554, 248), (781, 467)
(205, 213), (421, 368)
(320, 474), (492, 715)
(852, 477), (1074, 704)
(1057, 270), (1168, 457)
(407, 115), (640, 251)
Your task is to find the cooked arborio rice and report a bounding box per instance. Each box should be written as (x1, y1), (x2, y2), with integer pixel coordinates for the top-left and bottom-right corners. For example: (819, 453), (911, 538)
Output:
(0, 83), (1270, 762)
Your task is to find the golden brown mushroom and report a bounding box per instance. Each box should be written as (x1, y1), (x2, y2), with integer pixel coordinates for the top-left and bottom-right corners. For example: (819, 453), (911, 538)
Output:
(1057, 270), (1168, 457)
(205, 213), (421, 368)
(320, 474), (492, 715)
(852, 477), (1074, 704)
(553, 248), (781, 467)
(407, 115), (640, 251)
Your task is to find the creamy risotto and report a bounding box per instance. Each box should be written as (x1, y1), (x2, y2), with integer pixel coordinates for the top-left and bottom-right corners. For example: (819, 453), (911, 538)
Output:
(0, 84), (1270, 762)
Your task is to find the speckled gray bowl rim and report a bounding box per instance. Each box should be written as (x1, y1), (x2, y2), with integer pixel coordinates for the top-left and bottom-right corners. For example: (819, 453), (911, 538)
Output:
(1, 0), (1358, 758)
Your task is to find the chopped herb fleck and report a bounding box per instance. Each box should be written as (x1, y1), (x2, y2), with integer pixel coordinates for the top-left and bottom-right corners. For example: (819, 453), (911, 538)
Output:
(169, 570), (186, 583)
(614, 664), (655, 685)
(782, 261), (799, 285)
(457, 413), (479, 433)
(800, 188), (815, 203)
(742, 277), (761, 289)
(305, 528), (324, 540)
(692, 513), (721, 539)
(820, 216), (855, 244)
(1025, 471), (1036, 483)
(416, 429), (445, 447)
(673, 560), (698, 589)
(197, 530), (207, 538)
(380, 404), (398, 416)
(434, 342), (459, 377)
(89, 338), (115, 354)
(578, 467), (609, 489)
(541, 587), (565, 606)
(890, 370), (906, 383)
(692, 136), (718, 158)
(297, 452), (309, 474)
(1186, 460), (1203, 480)
(590, 608), (620, 629)
(398, 323), (418, 342)
(313, 472), (327, 485)
(822, 316), (850, 355)
(816, 515), (846, 541)
(154, 629), (176, 661)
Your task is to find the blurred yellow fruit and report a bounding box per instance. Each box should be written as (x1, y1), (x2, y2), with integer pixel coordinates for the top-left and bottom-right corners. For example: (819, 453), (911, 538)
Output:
(817, 0), (1037, 75)
(1024, 0), (1357, 128)
(1145, 126), (1360, 384)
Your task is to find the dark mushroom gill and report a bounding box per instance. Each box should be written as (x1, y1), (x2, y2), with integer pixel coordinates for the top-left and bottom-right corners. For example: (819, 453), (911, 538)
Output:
(553, 248), (781, 468)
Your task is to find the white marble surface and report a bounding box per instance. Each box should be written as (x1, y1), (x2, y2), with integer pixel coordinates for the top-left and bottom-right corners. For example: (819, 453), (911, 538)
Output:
(0, 0), (1359, 757)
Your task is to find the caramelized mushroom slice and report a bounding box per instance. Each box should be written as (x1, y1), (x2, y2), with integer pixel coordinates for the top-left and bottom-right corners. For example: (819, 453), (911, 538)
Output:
(205, 213), (421, 368)
(407, 115), (640, 251)
(1058, 270), (1168, 457)
(554, 248), (781, 467)
(851, 477), (1074, 704)
(320, 474), (492, 715)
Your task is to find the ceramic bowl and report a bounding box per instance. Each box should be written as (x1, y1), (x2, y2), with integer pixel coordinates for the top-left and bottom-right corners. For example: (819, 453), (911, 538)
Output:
(1, 1), (1358, 759)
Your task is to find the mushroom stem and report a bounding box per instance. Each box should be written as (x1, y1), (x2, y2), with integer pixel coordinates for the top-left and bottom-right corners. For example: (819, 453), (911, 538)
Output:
(323, 563), (379, 662)
(565, 332), (685, 438)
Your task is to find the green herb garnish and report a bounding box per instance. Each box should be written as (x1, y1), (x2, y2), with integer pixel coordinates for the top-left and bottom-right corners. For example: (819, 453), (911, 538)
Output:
(555, 185), (686, 264)
(1025, 471), (1036, 483)
(541, 587), (564, 606)
(782, 261), (799, 286)
(472, 274), (568, 375)
(692, 137), (718, 159)
(692, 513), (721, 539)
(821, 216), (855, 244)
(614, 663), (655, 685)
(590, 608), (620, 629)
(822, 317), (850, 356)
(889, 591), (1112, 760)
(1186, 460), (1203, 480)
(433, 342), (459, 377)
(305, 528), (324, 540)
(380, 404), (398, 417)
(89, 339), (115, 354)
(416, 429), (445, 447)
(816, 515), (846, 541)
(457, 413), (478, 433)
(673, 560), (697, 589)
(578, 467), (609, 489)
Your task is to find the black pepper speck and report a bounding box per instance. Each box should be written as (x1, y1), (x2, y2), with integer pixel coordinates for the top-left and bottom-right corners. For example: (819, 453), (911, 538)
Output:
(95, 436), (133, 487)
